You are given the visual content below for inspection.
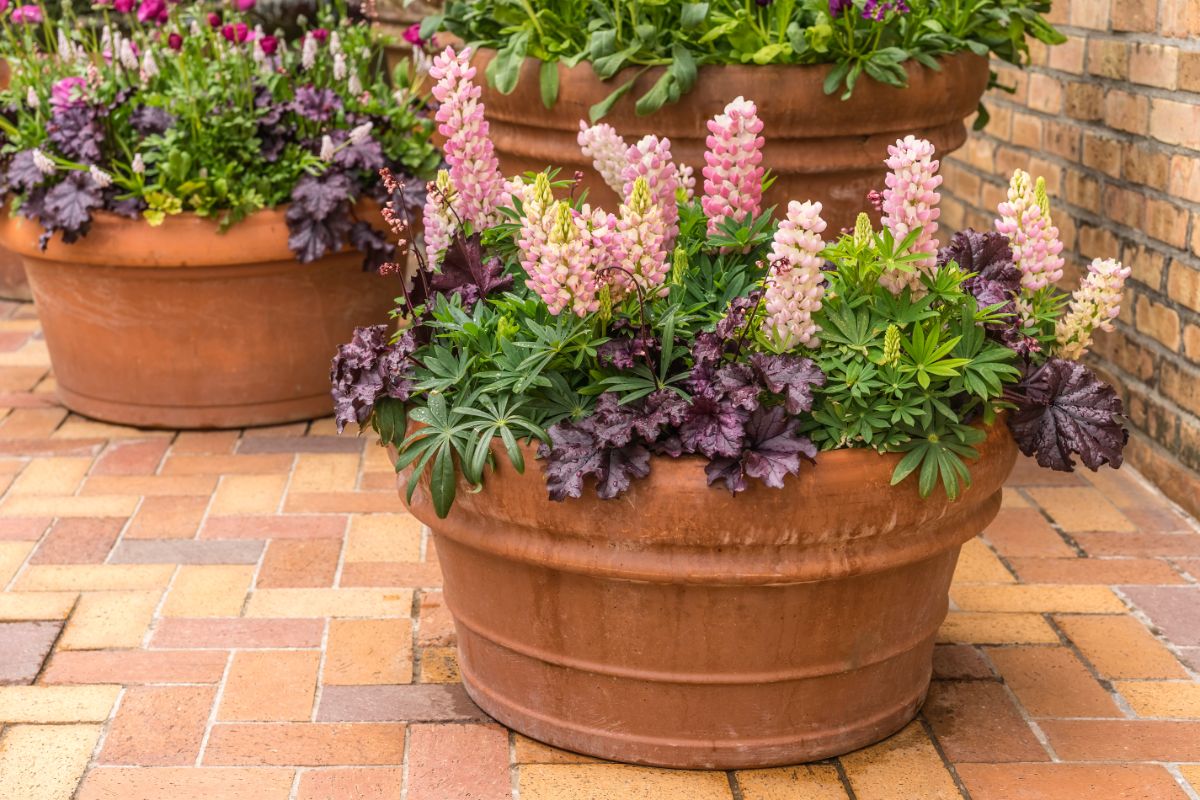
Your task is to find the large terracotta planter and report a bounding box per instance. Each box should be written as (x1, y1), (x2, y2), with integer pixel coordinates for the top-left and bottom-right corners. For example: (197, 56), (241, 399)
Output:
(472, 49), (989, 230)
(0, 60), (31, 302)
(400, 422), (1017, 769)
(0, 209), (400, 429)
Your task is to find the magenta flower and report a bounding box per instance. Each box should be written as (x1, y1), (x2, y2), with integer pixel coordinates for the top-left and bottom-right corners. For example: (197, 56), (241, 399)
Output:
(167, 32), (183, 50)
(207, 11), (221, 27)
(236, 0), (256, 10)
(0, 0), (10, 12)
(10, 4), (43, 22)
(880, 135), (942, 295)
(137, 0), (167, 24)
(701, 96), (765, 235)
(221, 22), (249, 43)
(403, 23), (425, 46)
(113, 0), (135, 12)
(311, 27), (329, 43)
(428, 47), (509, 241)
(621, 135), (680, 250)
(259, 35), (278, 55)
(763, 200), (828, 350)
(51, 76), (87, 110)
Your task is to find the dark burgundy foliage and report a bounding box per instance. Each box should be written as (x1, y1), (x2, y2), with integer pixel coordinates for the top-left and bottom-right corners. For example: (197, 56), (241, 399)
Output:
(598, 324), (658, 369)
(37, 172), (103, 246)
(706, 406), (817, 492)
(47, 105), (104, 163)
(286, 172), (355, 263)
(293, 85), (342, 122)
(2, 150), (42, 193)
(348, 220), (393, 271)
(679, 393), (747, 458)
(939, 229), (1031, 349)
(749, 353), (825, 415)
(1007, 358), (1127, 472)
(429, 237), (513, 303)
(332, 131), (385, 173)
(130, 106), (175, 137)
(331, 325), (416, 433)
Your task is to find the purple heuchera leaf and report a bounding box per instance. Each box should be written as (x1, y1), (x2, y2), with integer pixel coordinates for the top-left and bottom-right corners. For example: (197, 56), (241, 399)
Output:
(706, 405), (817, 493)
(47, 105), (104, 164)
(130, 106), (175, 136)
(293, 85), (342, 122)
(679, 394), (747, 459)
(715, 362), (760, 411)
(1008, 358), (1128, 471)
(330, 325), (415, 433)
(38, 172), (103, 245)
(332, 130), (385, 173)
(2, 150), (43, 193)
(939, 229), (1024, 336)
(429, 238), (512, 303)
(286, 173), (355, 262)
(538, 406), (653, 502)
(748, 353), (825, 414)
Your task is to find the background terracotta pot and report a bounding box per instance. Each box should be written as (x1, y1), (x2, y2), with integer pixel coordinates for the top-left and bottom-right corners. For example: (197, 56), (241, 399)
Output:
(0, 61), (32, 303)
(472, 49), (989, 230)
(400, 422), (1017, 769)
(0, 208), (402, 429)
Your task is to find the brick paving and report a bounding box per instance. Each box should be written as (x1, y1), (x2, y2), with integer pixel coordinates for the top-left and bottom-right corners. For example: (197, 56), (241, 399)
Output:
(0, 298), (1197, 800)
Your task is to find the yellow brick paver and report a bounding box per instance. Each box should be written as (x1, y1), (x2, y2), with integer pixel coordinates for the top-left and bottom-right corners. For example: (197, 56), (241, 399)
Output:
(736, 765), (848, 799)
(161, 566), (255, 618)
(13, 565), (173, 592)
(58, 591), (162, 650)
(840, 723), (961, 800)
(345, 514), (423, 562)
(245, 588), (414, 618)
(1116, 682), (1200, 718)
(0, 724), (102, 800)
(8, 457), (93, 496)
(0, 686), (120, 723)
(518, 764), (734, 799)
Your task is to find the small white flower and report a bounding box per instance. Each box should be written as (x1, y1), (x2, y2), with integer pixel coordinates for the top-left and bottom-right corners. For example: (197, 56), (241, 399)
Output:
(56, 30), (72, 57)
(329, 31), (342, 56)
(132, 153), (146, 175)
(347, 72), (362, 96)
(189, 20), (203, 37)
(25, 88), (39, 109)
(412, 48), (433, 77)
(348, 122), (373, 146)
(360, 46), (370, 61)
(119, 40), (139, 72)
(319, 135), (336, 162)
(301, 36), (318, 70)
(333, 53), (347, 81)
(88, 165), (113, 188)
(141, 50), (159, 79)
(32, 149), (56, 176)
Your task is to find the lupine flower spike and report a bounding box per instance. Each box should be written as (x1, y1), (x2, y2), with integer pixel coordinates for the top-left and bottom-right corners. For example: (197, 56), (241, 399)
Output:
(516, 172), (556, 295)
(423, 170), (457, 268)
(524, 203), (601, 318)
(995, 170), (1065, 291)
(762, 200), (827, 350)
(425, 46), (509, 266)
(701, 96), (765, 235)
(880, 135), (941, 295)
(1055, 258), (1131, 359)
(621, 135), (680, 251)
(612, 176), (670, 299)
(577, 121), (627, 195)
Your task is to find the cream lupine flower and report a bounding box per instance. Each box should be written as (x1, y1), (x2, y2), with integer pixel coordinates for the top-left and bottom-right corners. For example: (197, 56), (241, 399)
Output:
(701, 96), (765, 234)
(879, 135), (942, 295)
(423, 170), (457, 268)
(995, 170), (1065, 291)
(301, 36), (318, 70)
(1055, 258), (1131, 359)
(525, 202), (602, 317)
(621, 135), (680, 250)
(675, 163), (696, 202)
(577, 121), (627, 195)
(612, 177), (670, 299)
(762, 200), (828, 350)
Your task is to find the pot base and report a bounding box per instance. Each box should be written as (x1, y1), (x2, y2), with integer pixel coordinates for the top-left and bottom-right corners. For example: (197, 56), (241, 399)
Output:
(54, 385), (334, 430)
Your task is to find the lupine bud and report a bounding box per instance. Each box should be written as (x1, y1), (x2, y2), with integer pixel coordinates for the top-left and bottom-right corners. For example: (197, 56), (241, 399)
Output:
(670, 246), (687, 285)
(880, 324), (901, 365)
(621, 135), (680, 250)
(762, 200), (827, 350)
(301, 36), (318, 70)
(523, 202), (601, 317)
(333, 53), (347, 80)
(1055, 258), (1131, 359)
(675, 163), (696, 202)
(879, 135), (941, 295)
(141, 49), (159, 79)
(347, 72), (362, 96)
(612, 176), (670, 299)
(853, 212), (873, 247)
(577, 121), (627, 195)
(995, 170), (1065, 291)
(701, 96), (765, 234)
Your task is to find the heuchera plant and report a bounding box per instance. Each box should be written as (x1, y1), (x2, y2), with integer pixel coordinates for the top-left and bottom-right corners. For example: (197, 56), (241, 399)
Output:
(333, 45), (1129, 518)
(424, 0), (1064, 122)
(0, 0), (439, 265)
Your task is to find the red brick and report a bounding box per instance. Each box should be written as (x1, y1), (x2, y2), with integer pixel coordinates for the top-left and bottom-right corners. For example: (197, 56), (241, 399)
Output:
(406, 724), (511, 800)
(282, 492), (397, 514)
(202, 515), (348, 540)
(219, 651), (320, 722)
(922, 681), (1048, 762)
(984, 508), (1075, 558)
(1075, 532), (1200, 558)
(204, 724), (407, 766)
(257, 539), (341, 588)
(296, 768), (403, 800)
(1041, 720), (1200, 761)
(417, 592), (456, 646)
(99, 685), (216, 766)
(958, 763), (1188, 800)
(0, 517), (52, 541)
(41, 650), (229, 684)
(1121, 586), (1200, 646)
(161, 453), (294, 475)
(92, 439), (170, 476)
(30, 518), (123, 565)
(78, 767), (296, 800)
(339, 562), (444, 588)
(124, 495), (209, 540)
(932, 645), (994, 680)
(986, 646), (1121, 718)
(150, 618), (324, 650)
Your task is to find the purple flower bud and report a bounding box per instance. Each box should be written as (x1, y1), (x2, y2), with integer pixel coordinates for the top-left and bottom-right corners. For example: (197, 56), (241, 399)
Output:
(167, 32), (183, 50)
(10, 4), (42, 22)
(403, 23), (424, 46)
(258, 34), (278, 55)
(311, 27), (328, 43)
(828, 0), (851, 17)
(207, 10), (221, 27)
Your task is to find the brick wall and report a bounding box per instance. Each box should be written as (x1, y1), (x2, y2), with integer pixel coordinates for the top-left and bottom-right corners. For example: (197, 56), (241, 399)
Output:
(939, 0), (1200, 517)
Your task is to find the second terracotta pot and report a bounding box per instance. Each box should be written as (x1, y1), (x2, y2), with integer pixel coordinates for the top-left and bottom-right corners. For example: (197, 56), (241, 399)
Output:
(473, 49), (989, 230)
(401, 422), (1017, 769)
(0, 209), (400, 429)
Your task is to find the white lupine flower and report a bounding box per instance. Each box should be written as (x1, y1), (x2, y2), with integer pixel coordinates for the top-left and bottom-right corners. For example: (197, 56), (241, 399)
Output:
(347, 72), (362, 96)
(329, 31), (342, 56)
(333, 53), (347, 80)
(26, 88), (38, 109)
(190, 20), (203, 37)
(348, 122), (373, 146)
(119, 40), (139, 71)
(319, 135), (336, 162)
(89, 165), (113, 188)
(301, 36), (318, 70)
(32, 149), (56, 176)
(131, 153), (146, 174)
(141, 50), (159, 79)
(57, 29), (72, 57)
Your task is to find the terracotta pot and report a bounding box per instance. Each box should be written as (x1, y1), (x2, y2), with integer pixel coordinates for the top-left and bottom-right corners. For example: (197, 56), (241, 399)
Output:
(0, 208), (401, 429)
(399, 421), (1017, 768)
(472, 49), (989, 230)
(0, 61), (31, 302)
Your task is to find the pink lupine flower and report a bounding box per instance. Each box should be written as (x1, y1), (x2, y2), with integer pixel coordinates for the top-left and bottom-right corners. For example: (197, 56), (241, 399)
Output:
(1055, 257), (1131, 359)
(11, 4), (42, 22)
(995, 169), (1064, 291)
(611, 176), (670, 299)
(621, 135), (679, 250)
(423, 170), (457, 269)
(763, 200), (828, 350)
(429, 47), (509, 232)
(525, 202), (602, 317)
(676, 163), (696, 202)
(879, 135), (942, 295)
(516, 172), (556, 286)
(51, 76), (87, 109)
(701, 96), (765, 234)
(577, 121), (627, 195)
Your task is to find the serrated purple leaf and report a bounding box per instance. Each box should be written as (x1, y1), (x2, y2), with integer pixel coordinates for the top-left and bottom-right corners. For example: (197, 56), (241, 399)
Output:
(679, 394), (746, 459)
(740, 405), (816, 489)
(749, 353), (826, 414)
